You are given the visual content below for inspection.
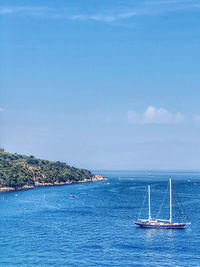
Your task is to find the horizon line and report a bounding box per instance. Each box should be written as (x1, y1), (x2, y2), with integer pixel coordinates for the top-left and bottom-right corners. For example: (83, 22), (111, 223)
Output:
(91, 169), (200, 173)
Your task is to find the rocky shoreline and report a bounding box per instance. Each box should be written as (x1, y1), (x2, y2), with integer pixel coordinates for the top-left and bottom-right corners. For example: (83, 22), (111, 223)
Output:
(0, 175), (107, 192)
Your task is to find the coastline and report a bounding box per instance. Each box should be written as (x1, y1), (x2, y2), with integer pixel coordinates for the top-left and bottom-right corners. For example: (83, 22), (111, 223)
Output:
(0, 175), (107, 192)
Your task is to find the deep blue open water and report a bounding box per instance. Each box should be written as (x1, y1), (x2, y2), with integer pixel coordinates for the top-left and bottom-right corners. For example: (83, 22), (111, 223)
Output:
(0, 171), (200, 266)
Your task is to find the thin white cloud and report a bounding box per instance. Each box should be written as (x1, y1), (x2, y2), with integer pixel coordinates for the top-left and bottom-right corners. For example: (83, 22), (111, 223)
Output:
(128, 106), (184, 124)
(1, 1), (200, 23)
(0, 6), (138, 22)
(0, 108), (4, 112)
(88, 11), (137, 22)
(0, 7), (49, 15)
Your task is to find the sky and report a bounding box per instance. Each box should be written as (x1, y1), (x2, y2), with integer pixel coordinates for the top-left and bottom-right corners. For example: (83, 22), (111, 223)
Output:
(0, 0), (200, 170)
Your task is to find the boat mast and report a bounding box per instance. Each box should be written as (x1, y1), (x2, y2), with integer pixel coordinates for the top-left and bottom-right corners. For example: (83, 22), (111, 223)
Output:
(148, 185), (151, 221)
(169, 178), (172, 223)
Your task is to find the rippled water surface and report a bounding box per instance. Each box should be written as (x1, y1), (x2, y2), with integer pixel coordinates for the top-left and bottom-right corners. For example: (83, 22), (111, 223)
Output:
(0, 171), (200, 266)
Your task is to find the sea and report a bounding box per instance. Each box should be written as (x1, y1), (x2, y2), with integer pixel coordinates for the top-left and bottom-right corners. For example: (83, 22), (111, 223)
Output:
(0, 170), (199, 267)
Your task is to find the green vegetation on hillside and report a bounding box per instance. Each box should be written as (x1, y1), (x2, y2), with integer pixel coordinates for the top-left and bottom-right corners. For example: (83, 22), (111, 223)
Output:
(0, 149), (93, 188)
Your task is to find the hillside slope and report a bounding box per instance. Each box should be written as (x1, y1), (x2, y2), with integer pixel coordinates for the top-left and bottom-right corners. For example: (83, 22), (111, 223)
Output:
(0, 150), (102, 191)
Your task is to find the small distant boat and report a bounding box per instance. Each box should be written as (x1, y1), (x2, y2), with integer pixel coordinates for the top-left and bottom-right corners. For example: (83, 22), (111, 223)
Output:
(147, 172), (152, 176)
(134, 178), (191, 229)
(69, 194), (75, 198)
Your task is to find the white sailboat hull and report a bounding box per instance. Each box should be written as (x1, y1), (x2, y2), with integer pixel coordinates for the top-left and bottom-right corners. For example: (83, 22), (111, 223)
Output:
(134, 221), (190, 229)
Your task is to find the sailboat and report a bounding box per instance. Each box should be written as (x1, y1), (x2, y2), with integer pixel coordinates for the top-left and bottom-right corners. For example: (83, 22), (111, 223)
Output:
(134, 178), (191, 229)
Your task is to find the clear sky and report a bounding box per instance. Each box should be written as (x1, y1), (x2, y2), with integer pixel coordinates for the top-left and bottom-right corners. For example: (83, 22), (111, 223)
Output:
(0, 0), (200, 170)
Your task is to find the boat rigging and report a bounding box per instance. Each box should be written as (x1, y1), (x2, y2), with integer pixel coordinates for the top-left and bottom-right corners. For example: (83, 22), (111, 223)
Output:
(134, 178), (191, 229)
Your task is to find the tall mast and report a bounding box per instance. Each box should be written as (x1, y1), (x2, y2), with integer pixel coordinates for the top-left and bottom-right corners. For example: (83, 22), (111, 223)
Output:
(169, 178), (172, 223)
(148, 185), (151, 221)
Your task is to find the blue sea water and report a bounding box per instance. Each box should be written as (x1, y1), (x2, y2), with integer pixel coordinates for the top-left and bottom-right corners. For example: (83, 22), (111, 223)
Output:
(0, 170), (200, 266)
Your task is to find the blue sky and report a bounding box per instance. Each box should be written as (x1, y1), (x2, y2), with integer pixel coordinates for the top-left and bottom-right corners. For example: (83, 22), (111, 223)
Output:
(1, 0), (200, 170)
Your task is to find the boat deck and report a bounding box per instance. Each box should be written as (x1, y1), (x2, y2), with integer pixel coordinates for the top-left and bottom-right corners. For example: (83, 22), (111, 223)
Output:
(134, 221), (189, 229)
